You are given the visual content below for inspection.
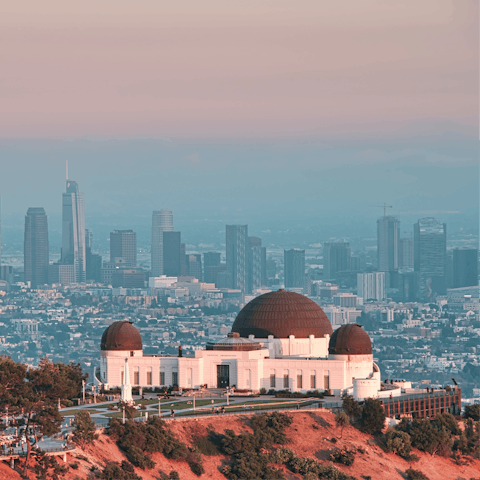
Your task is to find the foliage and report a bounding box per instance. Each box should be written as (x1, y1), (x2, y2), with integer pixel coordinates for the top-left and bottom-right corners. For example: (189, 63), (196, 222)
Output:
(385, 428), (412, 458)
(342, 395), (362, 420)
(33, 448), (69, 480)
(360, 398), (385, 434)
(432, 412), (460, 436)
(464, 404), (480, 421)
(223, 452), (284, 480)
(100, 461), (142, 480)
(335, 412), (350, 438)
(169, 471), (180, 480)
(269, 389), (324, 398)
(72, 410), (99, 448)
(329, 447), (355, 466)
(405, 467), (429, 480)
(193, 431), (222, 456)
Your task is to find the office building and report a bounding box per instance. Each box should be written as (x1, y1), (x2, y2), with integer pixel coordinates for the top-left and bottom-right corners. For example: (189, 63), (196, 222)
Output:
(204, 252), (221, 283)
(24, 207), (49, 288)
(323, 242), (350, 281)
(48, 263), (76, 285)
(414, 217), (447, 301)
(226, 225), (248, 291)
(151, 210), (174, 277)
(247, 237), (266, 293)
(453, 248), (478, 288)
(0, 194), (2, 264)
(163, 232), (181, 277)
(111, 267), (145, 288)
(284, 249), (305, 289)
(186, 254), (202, 280)
(357, 272), (385, 302)
(377, 216), (400, 273)
(399, 237), (414, 269)
(61, 179), (86, 282)
(110, 230), (137, 267)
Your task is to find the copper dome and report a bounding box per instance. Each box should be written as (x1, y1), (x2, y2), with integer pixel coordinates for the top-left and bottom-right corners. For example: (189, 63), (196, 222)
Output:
(328, 324), (372, 355)
(101, 321), (143, 351)
(232, 290), (333, 339)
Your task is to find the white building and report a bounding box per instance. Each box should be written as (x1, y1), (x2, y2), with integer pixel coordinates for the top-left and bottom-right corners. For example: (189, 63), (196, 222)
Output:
(357, 272), (385, 301)
(98, 290), (382, 401)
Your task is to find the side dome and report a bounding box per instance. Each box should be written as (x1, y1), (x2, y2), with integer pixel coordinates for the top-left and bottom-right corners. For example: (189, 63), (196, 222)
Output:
(328, 324), (372, 355)
(101, 321), (143, 351)
(232, 289), (333, 339)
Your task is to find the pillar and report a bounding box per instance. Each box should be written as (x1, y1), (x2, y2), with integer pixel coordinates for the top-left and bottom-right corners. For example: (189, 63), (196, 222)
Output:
(10, 457), (14, 469)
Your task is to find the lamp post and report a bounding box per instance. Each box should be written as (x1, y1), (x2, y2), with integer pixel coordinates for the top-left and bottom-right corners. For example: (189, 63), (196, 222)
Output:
(226, 387), (230, 406)
(158, 398), (161, 417)
(193, 394), (196, 411)
(122, 406), (125, 425)
(82, 380), (85, 404)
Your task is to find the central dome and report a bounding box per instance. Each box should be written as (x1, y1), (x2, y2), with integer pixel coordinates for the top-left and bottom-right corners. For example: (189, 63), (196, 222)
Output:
(101, 321), (143, 351)
(232, 289), (333, 339)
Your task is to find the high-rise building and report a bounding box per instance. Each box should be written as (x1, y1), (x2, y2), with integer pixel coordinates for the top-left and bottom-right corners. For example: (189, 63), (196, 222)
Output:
(323, 242), (350, 281)
(247, 237), (266, 293)
(414, 217), (447, 301)
(110, 230), (137, 267)
(284, 249), (305, 289)
(226, 225), (248, 291)
(204, 252), (221, 283)
(163, 231), (181, 277)
(0, 194), (2, 265)
(61, 180), (86, 282)
(453, 248), (478, 288)
(180, 243), (187, 276)
(24, 208), (49, 288)
(377, 216), (400, 273)
(357, 272), (385, 301)
(186, 254), (202, 280)
(151, 210), (174, 276)
(399, 237), (414, 269)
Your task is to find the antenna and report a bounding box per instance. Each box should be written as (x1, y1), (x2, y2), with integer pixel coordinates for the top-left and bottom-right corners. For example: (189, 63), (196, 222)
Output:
(66, 160), (68, 181)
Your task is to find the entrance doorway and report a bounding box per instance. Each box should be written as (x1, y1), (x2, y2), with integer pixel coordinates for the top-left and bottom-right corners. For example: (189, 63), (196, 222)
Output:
(217, 364), (230, 388)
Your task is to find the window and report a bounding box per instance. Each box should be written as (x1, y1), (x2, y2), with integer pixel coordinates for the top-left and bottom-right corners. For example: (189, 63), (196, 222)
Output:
(270, 374), (276, 388)
(147, 370), (152, 386)
(134, 370), (140, 385)
(160, 371), (165, 385)
(324, 373), (330, 390)
(297, 374), (303, 389)
(172, 372), (178, 386)
(283, 374), (289, 389)
(121, 372), (124, 385)
(310, 375), (316, 389)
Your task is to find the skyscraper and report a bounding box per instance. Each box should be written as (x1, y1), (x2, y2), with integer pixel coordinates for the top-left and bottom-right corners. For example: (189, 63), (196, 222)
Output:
(453, 248), (478, 288)
(247, 237), (266, 293)
(61, 180), (86, 282)
(377, 216), (400, 273)
(0, 194), (2, 265)
(186, 254), (202, 280)
(24, 207), (49, 288)
(163, 231), (181, 277)
(151, 210), (174, 276)
(284, 249), (305, 289)
(357, 272), (385, 301)
(399, 237), (414, 269)
(323, 242), (350, 281)
(110, 230), (137, 266)
(414, 217), (447, 301)
(226, 225), (248, 291)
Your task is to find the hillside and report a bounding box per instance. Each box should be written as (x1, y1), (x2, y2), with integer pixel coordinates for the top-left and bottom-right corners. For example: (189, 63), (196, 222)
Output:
(1, 411), (478, 480)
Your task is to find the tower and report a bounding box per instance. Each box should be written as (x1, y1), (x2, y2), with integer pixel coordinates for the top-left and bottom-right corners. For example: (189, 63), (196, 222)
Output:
(110, 230), (137, 267)
(414, 217), (447, 301)
(151, 210), (174, 277)
(163, 231), (181, 276)
(453, 248), (478, 288)
(61, 179), (86, 282)
(284, 249), (305, 289)
(24, 207), (49, 288)
(377, 215), (400, 273)
(323, 242), (351, 281)
(226, 225), (248, 291)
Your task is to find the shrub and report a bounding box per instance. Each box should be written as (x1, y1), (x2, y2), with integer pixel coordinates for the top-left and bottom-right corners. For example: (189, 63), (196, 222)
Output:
(385, 428), (412, 458)
(464, 404), (480, 421)
(433, 412), (461, 435)
(343, 395), (362, 420)
(100, 461), (142, 480)
(72, 410), (99, 448)
(225, 452), (284, 480)
(193, 435), (221, 456)
(70, 462), (79, 469)
(260, 387), (267, 395)
(169, 471), (180, 480)
(405, 467), (429, 480)
(331, 437), (338, 443)
(335, 412), (350, 438)
(329, 448), (355, 466)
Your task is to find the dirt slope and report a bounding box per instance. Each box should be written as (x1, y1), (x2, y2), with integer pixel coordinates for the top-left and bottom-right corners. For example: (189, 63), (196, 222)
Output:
(2, 411), (478, 480)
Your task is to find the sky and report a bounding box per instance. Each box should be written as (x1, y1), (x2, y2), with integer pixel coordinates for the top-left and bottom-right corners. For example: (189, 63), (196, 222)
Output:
(0, 0), (478, 249)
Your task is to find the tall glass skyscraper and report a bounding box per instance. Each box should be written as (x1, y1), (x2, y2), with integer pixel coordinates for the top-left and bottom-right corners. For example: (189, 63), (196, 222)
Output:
(226, 225), (248, 292)
(61, 180), (86, 282)
(151, 210), (174, 276)
(24, 207), (49, 288)
(284, 248), (305, 289)
(377, 215), (400, 273)
(414, 217), (447, 301)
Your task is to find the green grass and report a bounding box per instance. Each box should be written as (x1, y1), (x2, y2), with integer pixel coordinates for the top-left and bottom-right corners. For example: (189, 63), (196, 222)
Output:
(61, 409), (103, 416)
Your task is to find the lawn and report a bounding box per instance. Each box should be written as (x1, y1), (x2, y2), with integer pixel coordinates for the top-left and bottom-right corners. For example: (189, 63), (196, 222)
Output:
(61, 409), (103, 416)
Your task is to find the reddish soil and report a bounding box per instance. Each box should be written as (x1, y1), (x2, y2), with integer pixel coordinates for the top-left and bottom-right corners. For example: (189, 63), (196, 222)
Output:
(1, 412), (478, 480)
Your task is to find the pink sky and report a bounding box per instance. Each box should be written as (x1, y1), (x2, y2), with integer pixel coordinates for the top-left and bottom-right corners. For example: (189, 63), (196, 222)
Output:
(1, 0), (478, 139)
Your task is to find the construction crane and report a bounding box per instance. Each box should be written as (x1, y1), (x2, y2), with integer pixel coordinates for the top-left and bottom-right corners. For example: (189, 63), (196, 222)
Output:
(370, 203), (393, 218)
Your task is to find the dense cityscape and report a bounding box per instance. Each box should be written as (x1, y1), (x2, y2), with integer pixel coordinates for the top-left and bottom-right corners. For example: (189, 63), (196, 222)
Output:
(0, 178), (478, 402)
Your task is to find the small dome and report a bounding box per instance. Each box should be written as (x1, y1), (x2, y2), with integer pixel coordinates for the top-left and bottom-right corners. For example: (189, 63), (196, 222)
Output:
(232, 289), (333, 339)
(206, 332), (262, 351)
(328, 324), (372, 355)
(101, 321), (143, 351)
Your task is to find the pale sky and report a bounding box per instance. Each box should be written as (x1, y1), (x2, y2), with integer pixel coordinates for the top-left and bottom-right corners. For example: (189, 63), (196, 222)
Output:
(1, 0), (478, 139)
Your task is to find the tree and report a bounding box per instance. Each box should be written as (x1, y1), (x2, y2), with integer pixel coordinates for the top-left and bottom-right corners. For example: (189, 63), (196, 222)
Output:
(360, 398), (385, 434)
(342, 395), (362, 420)
(73, 410), (99, 448)
(0, 356), (87, 475)
(464, 404), (480, 421)
(335, 412), (350, 439)
(433, 412), (460, 436)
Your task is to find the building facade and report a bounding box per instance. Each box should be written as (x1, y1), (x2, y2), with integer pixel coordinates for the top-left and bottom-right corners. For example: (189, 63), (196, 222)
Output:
(151, 210), (174, 277)
(110, 230), (137, 267)
(377, 215), (400, 273)
(453, 248), (478, 288)
(24, 207), (49, 288)
(284, 249), (305, 289)
(226, 225), (248, 292)
(323, 242), (350, 281)
(357, 272), (385, 302)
